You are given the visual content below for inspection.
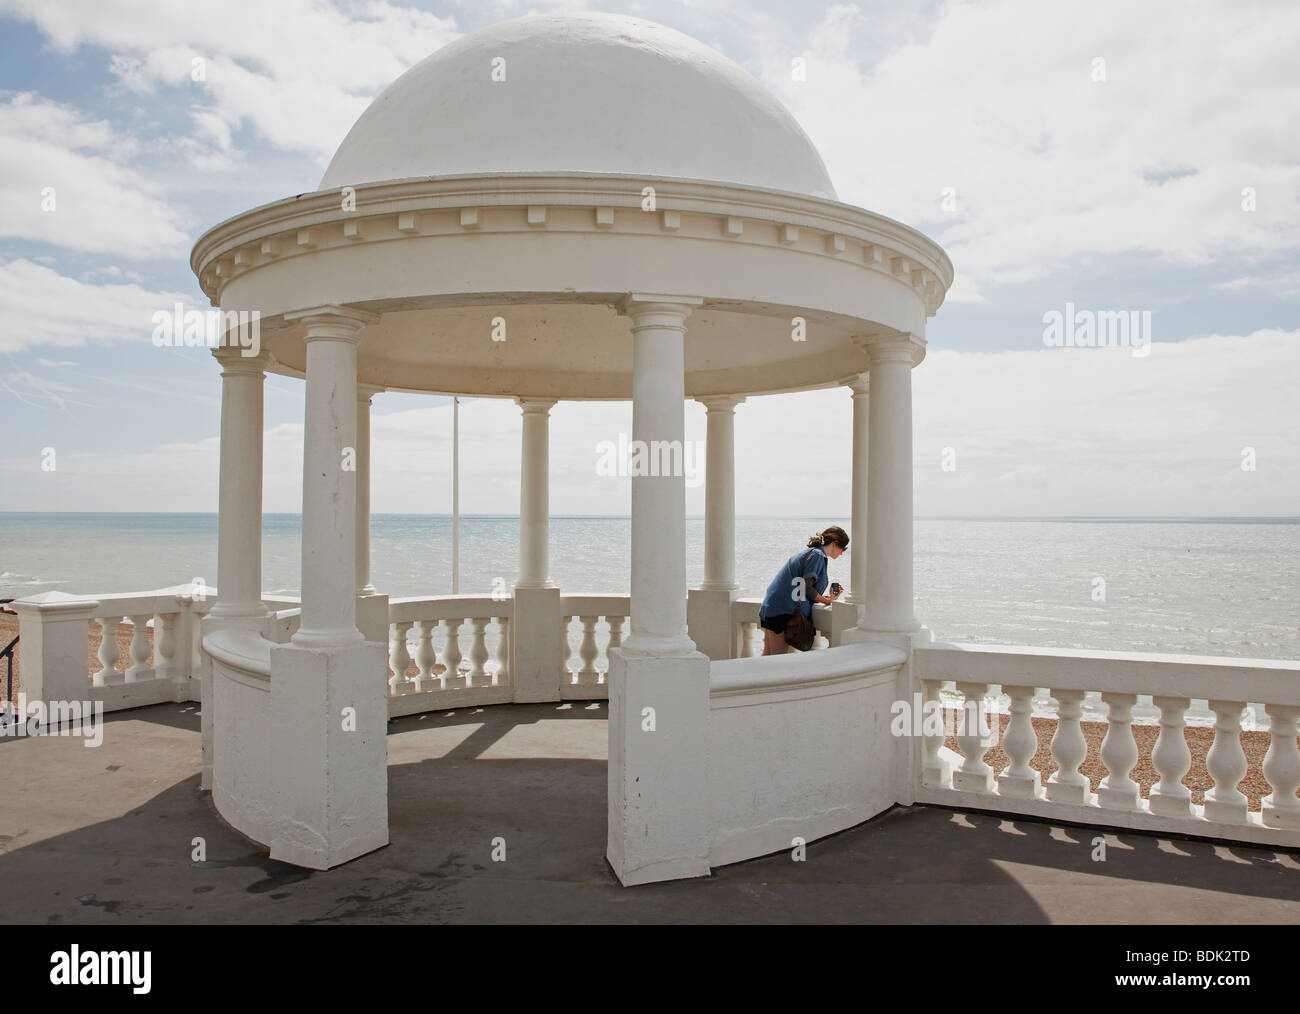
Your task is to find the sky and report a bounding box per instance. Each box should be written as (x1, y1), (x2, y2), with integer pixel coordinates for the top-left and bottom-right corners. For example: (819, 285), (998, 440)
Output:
(0, 0), (1296, 517)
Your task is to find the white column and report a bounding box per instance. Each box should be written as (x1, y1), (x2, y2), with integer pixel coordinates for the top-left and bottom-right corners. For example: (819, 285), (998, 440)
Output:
(608, 293), (710, 887)
(620, 294), (702, 655)
(845, 373), (868, 608)
(355, 384), (383, 596)
(287, 306), (377, 648)
(516, 398), (556, 588)
(209, 349), (268, 618)
(861, 337), (923, 634)
(698, 396), (742, 591)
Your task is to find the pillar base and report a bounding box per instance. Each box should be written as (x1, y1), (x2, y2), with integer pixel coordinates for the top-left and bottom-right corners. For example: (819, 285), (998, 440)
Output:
(269, 639), (388, 869)
(355, 593), (390, 645)
(687, 587), (737, 661)
(607, 647), (712, 886)
(511, 586), (563, 702)
(9, 592), (101, 704)
(841, 625), (933, 652)
(841, 624), (931, 806)
(827, 600), (861, 647)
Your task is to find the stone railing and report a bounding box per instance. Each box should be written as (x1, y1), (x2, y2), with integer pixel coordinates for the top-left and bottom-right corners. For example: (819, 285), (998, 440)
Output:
(559, 595), (630, 699)
(731, 598), (833, 657)
(10, 586), (214, 713)
(911, 642), (1300, 848)
(386, 596), (513, 716)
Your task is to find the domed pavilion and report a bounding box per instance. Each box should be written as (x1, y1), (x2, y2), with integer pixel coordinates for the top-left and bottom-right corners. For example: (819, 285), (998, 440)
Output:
(189, 12), (953, 885)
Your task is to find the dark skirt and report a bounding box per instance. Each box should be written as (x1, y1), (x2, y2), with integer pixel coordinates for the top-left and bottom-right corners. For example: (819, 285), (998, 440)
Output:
(759, 613), (792, 634)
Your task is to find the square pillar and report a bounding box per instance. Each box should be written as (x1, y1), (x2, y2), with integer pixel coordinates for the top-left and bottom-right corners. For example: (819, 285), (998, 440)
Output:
(269, 640), (389, 868)
(511, 585), (564, 702)
(9, 592), (100, 706)
(687, 587), (736, 661)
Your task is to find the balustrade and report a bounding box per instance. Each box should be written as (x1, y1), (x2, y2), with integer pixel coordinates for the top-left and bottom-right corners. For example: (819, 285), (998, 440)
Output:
(559, 598), (630, 688)
(384, 597), (513, 702)
(911, 643), (1300, 849)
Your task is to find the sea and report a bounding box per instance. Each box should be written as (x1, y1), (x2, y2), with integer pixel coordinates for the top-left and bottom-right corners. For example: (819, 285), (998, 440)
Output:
(2, 514), (1296, 727)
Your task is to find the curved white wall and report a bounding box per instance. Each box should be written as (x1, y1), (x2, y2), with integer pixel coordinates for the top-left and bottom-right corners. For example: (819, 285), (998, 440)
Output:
(210, 659), (275, 847)
(708, 643), (905, 868)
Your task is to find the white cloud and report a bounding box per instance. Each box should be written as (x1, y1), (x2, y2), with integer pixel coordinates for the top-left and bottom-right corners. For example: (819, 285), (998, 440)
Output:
(755, 0), (1300, 295)
(2, 0), (461, 167)
(913, 328), (1300, 516)
(1213, 270), (1300, 298)
(0, 258), (196, 352)
(0, 93), (191, 257)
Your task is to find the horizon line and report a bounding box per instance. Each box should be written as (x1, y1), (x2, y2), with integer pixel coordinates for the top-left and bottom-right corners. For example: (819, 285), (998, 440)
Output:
(1, 512), (1297, 523)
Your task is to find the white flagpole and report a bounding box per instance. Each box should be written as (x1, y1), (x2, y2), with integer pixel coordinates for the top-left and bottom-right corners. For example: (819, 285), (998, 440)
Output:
(452, 395), (460, 594)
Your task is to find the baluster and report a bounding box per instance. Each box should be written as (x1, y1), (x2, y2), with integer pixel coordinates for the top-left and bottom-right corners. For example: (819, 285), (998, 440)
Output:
(1261, 704), (1300, 829)
(602, 616), (624, 682)
(1046, 688), (1091, 804)
(154, 612), (179, 681)
(388, 622), (414, 695)
(1097, 692), (1140, 810)
(466, 618), (489, 687)
(492, 617), (510, 687)
(921, 679), (951, 788)
(952, 682), (995, 793)
(413, 620), (438, 693)
(577, 616), (600, 685)
(441, 618), (464, 689)
(93, 617), (124, 686)
(1204, 700), (1248, 824)
(1148, 695), (1192, 817)
(561, 615), (575, 684)
(187, 599), (202, 676)
(604, 615), (624, 680)
(998, 685), (1041, 798)
(124, 614), (152, 681)
(737, 621), (756, 658)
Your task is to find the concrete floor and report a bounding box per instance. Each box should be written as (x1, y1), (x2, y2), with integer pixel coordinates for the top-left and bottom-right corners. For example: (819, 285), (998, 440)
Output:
(2, 702), (1299, 924)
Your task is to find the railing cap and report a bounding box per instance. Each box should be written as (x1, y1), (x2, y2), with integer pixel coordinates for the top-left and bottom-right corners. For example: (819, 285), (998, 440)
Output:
(9, 591), (102, 617)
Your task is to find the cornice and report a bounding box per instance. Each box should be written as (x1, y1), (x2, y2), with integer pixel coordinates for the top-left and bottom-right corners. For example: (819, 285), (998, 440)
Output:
(190, 173), (954, 319)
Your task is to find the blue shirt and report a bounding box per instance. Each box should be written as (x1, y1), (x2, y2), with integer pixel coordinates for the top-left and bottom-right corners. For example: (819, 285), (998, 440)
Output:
(759, 547), (829, 621)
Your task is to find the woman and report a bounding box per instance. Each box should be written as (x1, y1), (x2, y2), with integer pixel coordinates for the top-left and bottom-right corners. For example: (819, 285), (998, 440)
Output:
(758, 526), (848, 655)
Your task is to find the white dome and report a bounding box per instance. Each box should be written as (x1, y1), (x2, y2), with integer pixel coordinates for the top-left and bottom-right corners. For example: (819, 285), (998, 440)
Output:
(320, 13), (837, 200)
